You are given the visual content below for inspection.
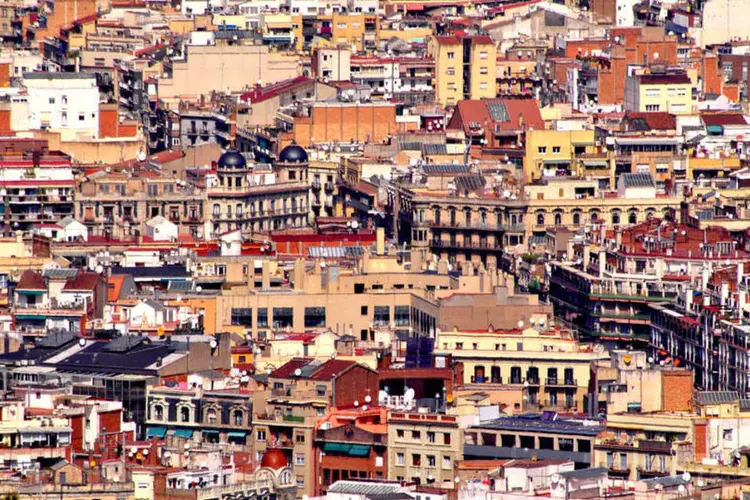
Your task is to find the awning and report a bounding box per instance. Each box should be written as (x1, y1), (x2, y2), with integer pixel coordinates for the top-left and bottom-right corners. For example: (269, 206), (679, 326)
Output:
(17, 290), (44, 295)
(146, 427), (167, 439)
(323, 442), (352, 453)
(706, 125), (724, 135)
(348, 444), (370, 457)
(202, 429), (220, 435)
(174, 429), (193, 438)
(227, 431), (247, 439)
(15, 314), (46, 320)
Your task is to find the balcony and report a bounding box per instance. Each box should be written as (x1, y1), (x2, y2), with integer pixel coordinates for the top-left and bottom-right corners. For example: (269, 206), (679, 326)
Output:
(311, 180), (321, 190)
(430, 240), (499, 252)
(545, 378), (577, 387)
(324, 182), (334, 192)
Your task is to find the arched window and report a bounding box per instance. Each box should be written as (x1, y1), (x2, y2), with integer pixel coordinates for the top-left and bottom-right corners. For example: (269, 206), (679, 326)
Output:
(573, 212), (581, 225)
(629, 211), (637, 224)
(536, 213), (545, 226)
(464, 209), (471, 226)
(554, 213), (562, 226)
(212, 204), (220, 216)
(180, 407), (190, 423)
(434, 207), (441, 225)
(154, 405), (164, 421)
(206, 408), (218, 425)
(612, 212), (620, 225)
(233, 410), (244, 426)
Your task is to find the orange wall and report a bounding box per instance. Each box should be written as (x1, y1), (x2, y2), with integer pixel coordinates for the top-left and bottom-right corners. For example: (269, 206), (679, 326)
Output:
(294, 104), (397, 146)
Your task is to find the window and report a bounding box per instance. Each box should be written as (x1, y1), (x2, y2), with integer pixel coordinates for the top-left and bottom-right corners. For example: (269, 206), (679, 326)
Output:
(480, 82), (488, 90)
(427, 431), (436, 443)
(295, 454), (305, 465)
(374, 306), (390, 326)
(447, 51), (455, 59)
(443, 456), (451, 469)
(296, 434), (305, 443)
(456, 342), (463, 350)
(233, 410), (244, 426)
(304, 307), (326, 328)
(538, 146), (547, 154)
(153, 404), (164, 420)
(206, 408), (218, 424)
(180, 407), (190, 423)
(446, 68), (455, 75)
(443, 433), (451, 445)
(412, 430), (421, 440)
(645, 104), (660, 111)
(257, 308), (268, 328)
(78, 112), (85, 121)
(397, 429), (405, 439)
(273, 307), (294, 328)
(395, 306), (409, 326)
(552, 146), (561, 153)
(396, 453), (404, 465)
(480, 51), (488, 59)
(427, 455), (436, 467)
(49, 97), (55, 104)
(412, 454), (421, 466)
(231, 308), (252, 327)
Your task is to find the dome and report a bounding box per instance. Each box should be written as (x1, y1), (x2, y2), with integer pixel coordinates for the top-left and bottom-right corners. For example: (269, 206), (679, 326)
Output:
(260, 448), (288, 470)
(218, 150), (246, 170)
(278, 144), (308, 164)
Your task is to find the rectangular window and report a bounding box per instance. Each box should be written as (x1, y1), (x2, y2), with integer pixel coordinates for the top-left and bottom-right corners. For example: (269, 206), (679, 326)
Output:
(374, 306), (390, 326)
(273, 307), (294, 328)
(257, 308), (268, 328)
(443, 433), (451, 445)
(412, 454), (421, 466)
(295, 454), (305, 465)
(427, 455), (436, 467)
(480, 51), (488, 59)
(231, 308), (252, 327)
(446, 68), (455, 75)
(645, 104), (660, 111)
(443, 456), (451, 469)
(552, 146), (561, 153)
(396, 453), (404, 465)
(480, 67), (488, 74)
(538, 146), (547, 154)
(395, 306), (409, 326)
(447, 52), (455, 59)
(304, 307), (326, 328)
(412, 430), (421, 440)
(427, 431), (436, 443)
(256, 430), (266, 441)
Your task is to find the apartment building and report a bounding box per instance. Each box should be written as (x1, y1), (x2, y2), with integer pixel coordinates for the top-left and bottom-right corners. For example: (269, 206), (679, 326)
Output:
(551, 218), (747, 348)
(76, 168), (207, 239)
(435, 325), (609, 412)
(387, 411), (462, 489)
(207, 149), (309, 236)
(0, 150), (75, 233)
(465, 414), (604, 468)
(145, 385), (253, 446)
(313, 407), (388, 495)
(624, 67), (694, 114)
(429, 35), (497, 107)
(252, 358), (379, 497)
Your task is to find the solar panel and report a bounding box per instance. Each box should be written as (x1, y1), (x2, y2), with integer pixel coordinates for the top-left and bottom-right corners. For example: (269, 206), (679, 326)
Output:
(37, 330), (76, 348)
(487, 101), (509, 122)
(540, 411), (558, 422)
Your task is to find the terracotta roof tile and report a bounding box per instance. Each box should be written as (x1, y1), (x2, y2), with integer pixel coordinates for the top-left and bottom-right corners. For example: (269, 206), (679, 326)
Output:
(17, 270), (45, 291)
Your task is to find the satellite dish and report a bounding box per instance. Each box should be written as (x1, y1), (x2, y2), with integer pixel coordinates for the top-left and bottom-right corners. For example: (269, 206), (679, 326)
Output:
(517, 320), (524, 328)
(209, 339), (218, 349)
(682, 472), (691, 482)
(648, 356), (654, 363)
(653, 52), (659, 60)
(539, 317), (546, 326)
(529, 318), (536, 326)
(78, 338), (86, 347)
(364, 395), (372, 403)
(351, 221), (359, 229)
(404, 388), (416, 404)
(294, 368), (302, 376)
(354, 400), (359, 407)
(143, 449), (149, 456)
(137, 151), (147, 162)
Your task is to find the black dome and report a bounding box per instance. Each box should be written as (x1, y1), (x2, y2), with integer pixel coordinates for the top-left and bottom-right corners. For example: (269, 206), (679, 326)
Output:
(218, 150), (246, 169)
(278, 144), (308, 164)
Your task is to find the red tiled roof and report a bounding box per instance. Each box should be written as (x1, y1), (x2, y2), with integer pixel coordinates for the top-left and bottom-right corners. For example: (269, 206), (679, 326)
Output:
(134, 43), (165, 57)
(625, 112), (676, 130)
(308, 359), (357, 380)
(701, 112), (748, 126)
(637, 72), (691, 85)
(17, 270), (45, 290)
(108, 275), (127, 302)
(63, 272), (100, 291)
(434, 35), (461, 45)
(270, 358), (313, 379)
(447, 98), (545, 133)
(240, 76), (311, 104)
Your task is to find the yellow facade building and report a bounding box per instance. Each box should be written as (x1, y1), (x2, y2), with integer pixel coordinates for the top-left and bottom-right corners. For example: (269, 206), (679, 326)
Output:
(435, 325), (609, 412)
(624, 70), (694, 114)
(523, 129), (596, 182)
(429, 35), (497, 107)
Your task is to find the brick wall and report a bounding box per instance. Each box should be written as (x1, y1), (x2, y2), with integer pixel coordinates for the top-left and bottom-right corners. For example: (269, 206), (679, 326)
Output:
(661, 370), (693, 412)
(294, 104), (397, 146)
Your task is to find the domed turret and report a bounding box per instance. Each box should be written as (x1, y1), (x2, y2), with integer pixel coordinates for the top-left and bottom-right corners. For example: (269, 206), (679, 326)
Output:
(278, 143), (308, 164)
(260, 448), (288, 470)
(218, 150), (247, 170)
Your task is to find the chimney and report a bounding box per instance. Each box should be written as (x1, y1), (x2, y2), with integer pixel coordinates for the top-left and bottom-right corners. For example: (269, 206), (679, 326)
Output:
(616, 227), (623, 248)
(437, 257), (449, 275)
(261, 261), (271, 289)
(410, 248), (423, 273)
(376, 227), (385, 255)
(294, 258), (305, 290)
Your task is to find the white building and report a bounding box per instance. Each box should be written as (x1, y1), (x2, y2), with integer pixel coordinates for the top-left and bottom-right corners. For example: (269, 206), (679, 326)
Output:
(57, 216), (88, 242)
(22, 72), (100, 141)
(146, 215), (178, 242)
